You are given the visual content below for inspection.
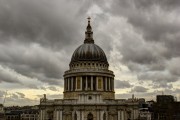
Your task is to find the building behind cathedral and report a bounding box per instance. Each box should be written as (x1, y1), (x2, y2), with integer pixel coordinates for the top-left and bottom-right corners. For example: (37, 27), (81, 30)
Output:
(39, 18), (139, 120)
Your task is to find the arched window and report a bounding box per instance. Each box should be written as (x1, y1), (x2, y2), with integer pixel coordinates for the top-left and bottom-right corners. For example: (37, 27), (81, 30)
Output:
(74, 112), (77, 120)
(103, 113), (106, 120)
(87, 113), (93, 120)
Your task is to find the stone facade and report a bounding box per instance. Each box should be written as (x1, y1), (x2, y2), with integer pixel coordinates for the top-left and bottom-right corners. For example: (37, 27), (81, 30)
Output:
(39, 18), (139, 120)
(39, 94), (139, 120)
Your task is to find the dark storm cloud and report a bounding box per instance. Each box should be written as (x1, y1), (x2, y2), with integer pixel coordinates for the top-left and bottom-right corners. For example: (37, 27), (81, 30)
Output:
(94, 0), (180, 88)
(48, 86), (59, 91)
(0, 0), (95, 86)
(0, 65), (21, 83)
(105, 0), (180, 60)
(0, 0), (180, 104)
(0, 0), (84, 49)
(0, 54), (55, 86)
(133, 0), (180, 10)
(138, 71), (178, 83)
(167, 57), (180, 76)
(131, 86), (148, 93)
(115, 80), (132, 89)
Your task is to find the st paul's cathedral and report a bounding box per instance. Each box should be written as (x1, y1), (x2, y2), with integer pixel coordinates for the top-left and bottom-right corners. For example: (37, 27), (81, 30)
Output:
(39, 18), (139, 120)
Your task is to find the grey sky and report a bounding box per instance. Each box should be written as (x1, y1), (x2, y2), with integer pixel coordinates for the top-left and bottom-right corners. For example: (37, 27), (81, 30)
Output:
(0, 0), (180, 106)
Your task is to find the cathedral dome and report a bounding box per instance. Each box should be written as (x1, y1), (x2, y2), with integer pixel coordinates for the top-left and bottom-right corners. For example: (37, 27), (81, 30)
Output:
(70, 43), (108, 64)
(70, 17), (108, 65)
(64, 18), (114, 100)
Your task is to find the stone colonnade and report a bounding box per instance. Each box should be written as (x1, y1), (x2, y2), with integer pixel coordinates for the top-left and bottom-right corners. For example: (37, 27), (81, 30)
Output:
(64, 76), (114, 92)
(40, 109), (130, 120)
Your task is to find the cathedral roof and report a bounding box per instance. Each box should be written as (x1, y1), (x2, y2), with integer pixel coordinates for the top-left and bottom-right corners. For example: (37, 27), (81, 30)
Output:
(70, 17), (108, 64)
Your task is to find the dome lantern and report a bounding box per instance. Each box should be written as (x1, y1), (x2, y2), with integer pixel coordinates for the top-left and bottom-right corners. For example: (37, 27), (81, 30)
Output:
(84, 17), (94, 44)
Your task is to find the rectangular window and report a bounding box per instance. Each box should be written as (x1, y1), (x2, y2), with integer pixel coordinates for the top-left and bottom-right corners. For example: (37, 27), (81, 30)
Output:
(82, 76), (86, 90)
(98, 77), (103, 89)
(65, 79), (68, 90)
(87, 76), (91, 90)
(103, 76), (105, 90)
(93, 76), (96, 90)
(76, 77), (81, 89)
(69, 78), (71, 91)
(107, 77), (109, 90)
(73, 77), (76, 90)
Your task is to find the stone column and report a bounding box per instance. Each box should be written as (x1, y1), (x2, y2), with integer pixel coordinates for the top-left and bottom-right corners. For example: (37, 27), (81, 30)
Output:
(132, 109), (138, 120)
(85, 76), (88, 90)
(64, 79), (66, 92)
(100, 111), (104, 120)
(71, 77), (73, 91)
(67, 78), (69, 91)
(59, 110), (63, 120)
(75, 77), (77, 91)
(91, 76), (93, 90)
(118, 111), (120, 120)
(66, 78), (68, 91)
(68, 77), (71, 91)
(96, 77), (98, 90)
(76, 111), (80, 120)
(105, 77), (107, 91)
(71, 111), (76, 120)
(72, 111), (74, 120)
(80, 77), (82, 90)
(74, 77), (76, 91)
(81, 111), (84, 120)
(108, 78), (111, 91)
(112, 78), (114, 91)
(121, 111), (124, 120)
(40, 109), (43, 120)
(55, 110), (59, 120)
(110, 78), (112, 91)
(69, 78), (71, 91)
(96, 110), (100, 120)
(106, 77), (109, 91)
(106, 111), (108, 120)
(40, 110), (42, 120)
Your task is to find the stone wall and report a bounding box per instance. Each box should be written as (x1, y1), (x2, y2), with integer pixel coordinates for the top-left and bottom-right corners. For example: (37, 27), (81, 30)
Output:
(63, 91), (115, 100)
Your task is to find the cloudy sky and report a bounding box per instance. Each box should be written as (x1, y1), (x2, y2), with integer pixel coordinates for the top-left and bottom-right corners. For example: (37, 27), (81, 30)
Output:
(0, 0), (180, 106)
